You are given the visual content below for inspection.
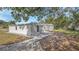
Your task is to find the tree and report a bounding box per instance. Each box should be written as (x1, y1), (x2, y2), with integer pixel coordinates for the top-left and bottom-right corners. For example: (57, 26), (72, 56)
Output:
(1, 7), (79, 30)
(8, 7), (61, 21)
(9, 20), (16, 25)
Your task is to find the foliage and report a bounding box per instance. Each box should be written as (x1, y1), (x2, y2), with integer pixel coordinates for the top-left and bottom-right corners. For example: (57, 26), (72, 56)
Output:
(8, 7), (61, 21)
(0, 7), (79, 30)
(0, 20), (9, 29)
(54, 28), (79, 36)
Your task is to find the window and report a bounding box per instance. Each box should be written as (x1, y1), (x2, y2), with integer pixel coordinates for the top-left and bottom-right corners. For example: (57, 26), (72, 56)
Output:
(15, 26), (17, 30)
(37, 25), (39, 32)
(19, 25), (25, 30)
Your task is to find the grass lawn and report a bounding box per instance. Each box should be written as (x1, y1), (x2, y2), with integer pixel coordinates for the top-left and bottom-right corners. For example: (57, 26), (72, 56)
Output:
(53, 28), (79, 36)
(0, 30), (27, 45)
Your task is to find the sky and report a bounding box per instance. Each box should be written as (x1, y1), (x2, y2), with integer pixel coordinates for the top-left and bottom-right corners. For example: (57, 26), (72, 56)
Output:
(0, 9), (38, 23)
(0, 9), (13, 22)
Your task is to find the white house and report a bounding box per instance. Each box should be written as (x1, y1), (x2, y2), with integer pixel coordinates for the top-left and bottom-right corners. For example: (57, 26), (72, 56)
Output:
(9, 17), (54, 36)
(9, 23), (54, 36)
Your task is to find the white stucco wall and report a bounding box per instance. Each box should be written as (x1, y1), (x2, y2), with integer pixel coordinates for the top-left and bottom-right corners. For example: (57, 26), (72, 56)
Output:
(9, 25), (28, 35)
(9, 24), (54, 36)
(27, 25), (41, 35)
(42, 24), (54, 33)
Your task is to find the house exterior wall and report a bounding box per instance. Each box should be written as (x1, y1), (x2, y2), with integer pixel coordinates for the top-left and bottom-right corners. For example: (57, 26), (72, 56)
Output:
(9, 25), (28, 35)
(9, 24), (54, 36)
(27, 24), (43, 36)
(42, 24), (54, 33)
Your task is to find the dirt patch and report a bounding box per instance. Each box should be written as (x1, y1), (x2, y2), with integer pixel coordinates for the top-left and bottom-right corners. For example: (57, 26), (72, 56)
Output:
(40, 32), (79, 51)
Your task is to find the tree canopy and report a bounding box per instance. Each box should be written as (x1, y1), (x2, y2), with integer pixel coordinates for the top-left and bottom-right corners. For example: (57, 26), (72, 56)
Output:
(0, 7), (79, 30)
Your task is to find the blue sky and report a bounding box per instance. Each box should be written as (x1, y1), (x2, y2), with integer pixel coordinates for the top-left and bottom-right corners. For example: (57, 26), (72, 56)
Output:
(0, 9), (38, 23)
(0, 9), (13, 22)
